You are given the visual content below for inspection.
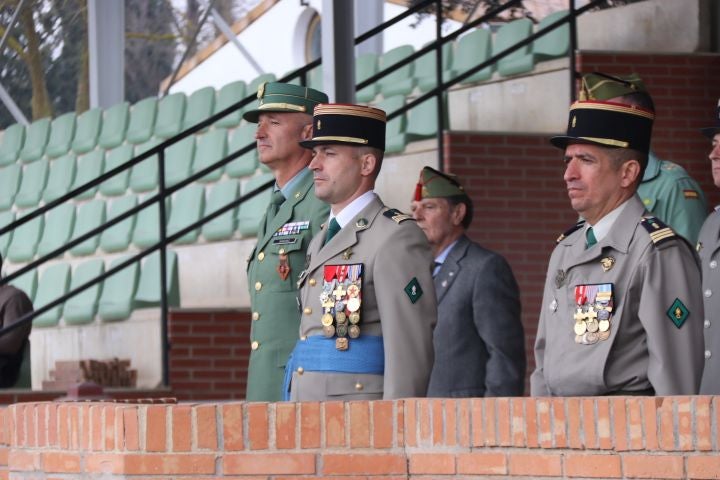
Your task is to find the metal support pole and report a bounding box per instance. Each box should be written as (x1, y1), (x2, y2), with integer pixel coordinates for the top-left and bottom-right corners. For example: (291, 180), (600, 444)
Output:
(435, 0), (445, 170)
(157, 148), (169, 388)
(569, 0), (578, 102)
(322, 0), (355, 102)
(210, 7), (263, 76)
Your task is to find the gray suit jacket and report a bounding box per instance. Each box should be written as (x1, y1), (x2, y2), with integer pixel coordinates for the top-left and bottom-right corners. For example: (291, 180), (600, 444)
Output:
(699, 207), (720, 394)
(427, 235), (525, 397)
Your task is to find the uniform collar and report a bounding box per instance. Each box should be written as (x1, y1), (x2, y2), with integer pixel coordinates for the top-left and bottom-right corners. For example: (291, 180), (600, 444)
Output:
(641, 150), (660, 182)
(585, 198), (630, 243)
(278, 167), (312, 199)
(329, 190), (377, 228)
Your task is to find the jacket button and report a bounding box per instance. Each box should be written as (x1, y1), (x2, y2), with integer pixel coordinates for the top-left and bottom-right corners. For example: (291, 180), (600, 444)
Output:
(705, 289), (712, 298)
(710, 260), (717, 269)
(255, 282), (262, 291)
(279, 248), (286, 255)
(252, 312), (260, 321)
(251, 341), (260, 350)
(303, 307), (312, 315)
(258, 251), (265, 261)
(705, 319), (711, 329)
(355, 382), (363, 391)
(705, 350), (712, 359)
(309, 278), (317, 286)
(300, 335), (307, 341)
(297, 367), (304, 375)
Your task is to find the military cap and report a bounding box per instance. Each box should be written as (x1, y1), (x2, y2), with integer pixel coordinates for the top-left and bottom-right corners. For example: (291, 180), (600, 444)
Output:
(243, 82), (328, 123)
(299, 104), (386, 151)
(700, 98), (720, 138)
(551, 100), (655, 155)
(579, 72), (647, 101)
(413, 166), (468, 201)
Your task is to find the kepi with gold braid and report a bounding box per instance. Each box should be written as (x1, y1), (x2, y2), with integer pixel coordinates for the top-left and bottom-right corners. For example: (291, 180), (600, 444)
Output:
(413, 166), (468, 202)
(700, 98), (720, 139)
(299, 104), (387, 151)
(243, 82), (328, 123)
(551, 100), (655, 155)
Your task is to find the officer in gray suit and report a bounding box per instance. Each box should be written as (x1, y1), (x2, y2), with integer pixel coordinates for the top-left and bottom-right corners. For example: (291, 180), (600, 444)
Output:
(531, 100), (704, 396)
(411, 166), (525, 397)
(285, 104), (437, 401)
(699, 99), (720, 394)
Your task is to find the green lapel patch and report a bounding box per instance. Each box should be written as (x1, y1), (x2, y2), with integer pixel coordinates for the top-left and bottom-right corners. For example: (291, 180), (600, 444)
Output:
(404, 277), (423, 304)
(666, 298), (689, 329)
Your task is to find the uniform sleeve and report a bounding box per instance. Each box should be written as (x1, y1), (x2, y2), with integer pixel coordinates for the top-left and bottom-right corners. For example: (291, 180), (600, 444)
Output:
(658, 176), (709, 246)
(0, 290), (33, 356)
(374, 223), (437, 399)
(472, 254), (525, 396)
(638, 241), (705, 395)
(530, 264), (554, 396)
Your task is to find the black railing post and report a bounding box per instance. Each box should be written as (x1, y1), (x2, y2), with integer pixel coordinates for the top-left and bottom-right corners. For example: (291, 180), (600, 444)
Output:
(157, 147), (170, 387)
(435, 0), (445, 170)
(569, 0), (578, 102)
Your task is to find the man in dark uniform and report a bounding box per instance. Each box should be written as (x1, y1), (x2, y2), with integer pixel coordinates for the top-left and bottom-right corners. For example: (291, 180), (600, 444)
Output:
(411, 166), (525, 397)
(285, 104), (437, 401)
(531, 100), (705, 396)
(0, 255), (33, 388)
(244, 82), (330, 401)
(698, 99), (720, 394)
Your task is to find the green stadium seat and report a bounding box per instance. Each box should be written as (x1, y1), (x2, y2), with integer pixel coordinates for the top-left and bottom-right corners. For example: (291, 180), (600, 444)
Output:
(71, 150), (104, 200)
(183, 86), (215, 132)
(7, 213), (44, 263)
(0, 211), (15, 258)
(154, 92), (187, 139)
(356, 53), (379, 103)
(98, 256), (139, 322)
(0, 163), (22, 210)
(43, 153), (77, 203)
(377, 95), (408, 154)
(494, 18), (535, 77)
(125, 97), (158, 145)
(135, 250), (180, 307)
(132, 194), (170, 249)
(19, 118), (50, 163)
(130, 137), (161, 193)
(0, 123), (25, 166)
(534, 10), (570, 60)
(15, 158), (49, 208)
(378, 45), (416, 98)
(415, 41), (454, 93)
(45, 112), (77, 158)
(165, 136), (195, 187)
(237, 173), (273, 236)
(203, 180), (239, 242)
(9, 268), (37, 302)
(69, 199), (105, 256)
(64, 258), (105, 325)
(226, 124), (257, 178)
(406, 94), (447, 141)
(33, 262), (71, 327)
(214, 80), (246, 128)
(452, 28), (493, 85)
(100, 195), (138, 253)
(37, 203), (76, 258)
(71, 107), (102, 154)
(247, 73), (277, 100)
(168, 184), (205, 244)
(97, 102), (129, 149)
(192, 128), (227, 183)
(309, 65), (323, 91)
(100, 144), (133, 197)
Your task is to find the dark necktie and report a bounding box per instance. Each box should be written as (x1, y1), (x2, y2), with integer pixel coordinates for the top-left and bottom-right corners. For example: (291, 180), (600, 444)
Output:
(432, 261), (442, 277)
(586, 226), (597, 249)
(265, 189), (285, 232)
(324, 218), (341, 245)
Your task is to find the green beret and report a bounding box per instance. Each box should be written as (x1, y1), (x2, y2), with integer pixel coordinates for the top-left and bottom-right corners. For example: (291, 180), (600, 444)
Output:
(580, 72), (647, 101)
(243, 82), (328, 123)
(299, 104), (387, 151)
(413, 166), (468, 201)
(700, 98), (720, 138)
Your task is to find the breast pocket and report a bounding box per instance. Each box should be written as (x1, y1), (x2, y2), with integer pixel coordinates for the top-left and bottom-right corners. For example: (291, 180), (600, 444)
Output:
(267, 235), (308, 292)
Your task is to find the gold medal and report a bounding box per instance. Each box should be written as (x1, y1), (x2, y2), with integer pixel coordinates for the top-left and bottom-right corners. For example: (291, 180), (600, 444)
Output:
(347, 297), (361, 312)
(335, 337), (349, 351)
(323, 324), (335, 337)
(321, 313), (334, 327)
(349, 311), (360, 324)
(598, 319), (610, 332)
(336, 324), (348, 337)
(349, 324), (360, 338)
(586, 319), (599, 333)
(347, 284), (360, 298)
(574, 321), (587, 335)
(336, 311), (347, 324)
(584, 331), (599, 344)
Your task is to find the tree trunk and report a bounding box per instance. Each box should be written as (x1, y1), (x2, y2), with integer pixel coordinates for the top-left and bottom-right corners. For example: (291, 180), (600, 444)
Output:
(19, 2), (53, 119)
(75, 0), (90, 113)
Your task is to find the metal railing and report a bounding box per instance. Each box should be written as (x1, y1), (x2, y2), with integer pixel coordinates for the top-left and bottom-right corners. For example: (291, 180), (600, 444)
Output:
(0, 0), (601, 389)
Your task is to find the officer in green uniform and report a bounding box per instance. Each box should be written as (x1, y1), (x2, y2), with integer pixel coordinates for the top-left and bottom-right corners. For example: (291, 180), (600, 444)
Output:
(244, 82), (329, 401)
(580, 72), (708, 245)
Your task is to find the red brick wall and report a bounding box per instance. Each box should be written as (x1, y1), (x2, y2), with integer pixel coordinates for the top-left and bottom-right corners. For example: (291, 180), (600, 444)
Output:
(447, 52), (720, 386)
(2, 396), (719, 478)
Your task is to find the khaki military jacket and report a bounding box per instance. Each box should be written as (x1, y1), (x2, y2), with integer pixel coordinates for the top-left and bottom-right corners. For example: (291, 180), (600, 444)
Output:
(245, 169), (329, 401)
(699, 208), (720, 394)
(531, 195), (704, 396)
(290, 195), (437, 401)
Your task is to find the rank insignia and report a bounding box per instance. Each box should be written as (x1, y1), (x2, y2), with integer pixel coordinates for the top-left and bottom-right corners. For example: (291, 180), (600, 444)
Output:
(666, 298), (689, 329)
(404, 277), (423, 304)
(600, 256), (615, 272)
(683, 189), (699, 199)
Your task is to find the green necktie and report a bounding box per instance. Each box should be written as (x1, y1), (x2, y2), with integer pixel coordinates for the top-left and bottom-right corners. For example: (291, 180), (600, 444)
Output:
(265, 190), (285, 231)
(324, 218), (341, 245)
(586, 226), (597, 249)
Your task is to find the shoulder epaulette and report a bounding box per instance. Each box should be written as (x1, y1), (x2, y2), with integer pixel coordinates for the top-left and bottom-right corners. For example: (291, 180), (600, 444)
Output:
(383, 208), (414, 224)
(640, 216), (676, 246)
(556, 220), (585, 244)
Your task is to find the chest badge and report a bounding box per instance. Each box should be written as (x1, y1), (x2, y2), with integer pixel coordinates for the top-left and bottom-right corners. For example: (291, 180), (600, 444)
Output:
(342, 248), (353, 260)
(555, 269), (566, 289)
(600, 256), (615, 272)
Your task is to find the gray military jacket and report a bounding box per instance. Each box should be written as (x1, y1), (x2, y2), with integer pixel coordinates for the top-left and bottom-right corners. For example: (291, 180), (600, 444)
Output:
(699, 207), (720, 394)
(290, 195), (437, 401)
(531, 195), (704, 396)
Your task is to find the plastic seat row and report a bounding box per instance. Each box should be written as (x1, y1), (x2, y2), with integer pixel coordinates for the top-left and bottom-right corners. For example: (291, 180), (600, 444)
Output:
(9, 250), (179, 327)
(0, 124), (263, 210)
(0, 173), (273, 263)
